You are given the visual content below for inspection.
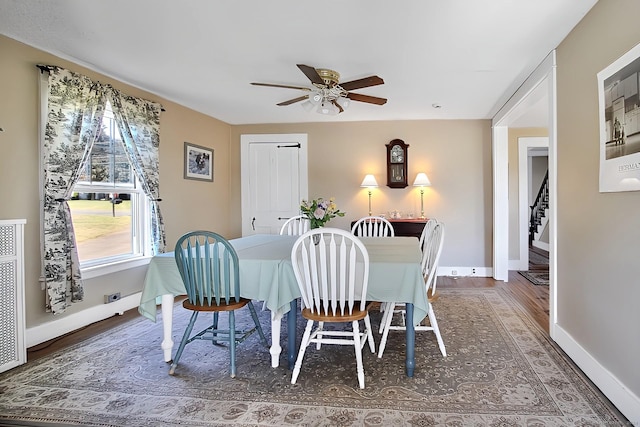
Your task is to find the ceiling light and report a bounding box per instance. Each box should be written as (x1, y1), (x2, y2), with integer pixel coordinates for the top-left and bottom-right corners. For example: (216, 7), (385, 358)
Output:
(317, 100), (339, 115)
(301, 100), (315, 111)
(308, 91), (323, 104)
(336, 96), (350, 110)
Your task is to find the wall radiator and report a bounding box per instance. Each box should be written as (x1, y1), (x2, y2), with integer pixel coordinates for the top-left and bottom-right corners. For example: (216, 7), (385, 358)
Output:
(0, 219), (26, 373)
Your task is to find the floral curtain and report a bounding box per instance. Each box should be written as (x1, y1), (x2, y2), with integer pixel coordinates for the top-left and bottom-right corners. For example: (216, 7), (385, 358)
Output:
(109, 89), (166, 254)
(41, 65), (165, 314)
(42, 66), (107, 314)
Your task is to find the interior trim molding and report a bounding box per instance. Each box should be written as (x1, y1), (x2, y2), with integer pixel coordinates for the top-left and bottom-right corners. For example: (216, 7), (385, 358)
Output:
(25, 292), (142, 348)
(554, 325), (640, 424)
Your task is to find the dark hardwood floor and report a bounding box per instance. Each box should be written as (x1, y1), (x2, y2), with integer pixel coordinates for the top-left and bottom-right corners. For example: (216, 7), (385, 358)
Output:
(529, 245), (550, 271)
(27, 307), (143, 362)
(438, 273), (549, 334)
(27, 274), (550, 361)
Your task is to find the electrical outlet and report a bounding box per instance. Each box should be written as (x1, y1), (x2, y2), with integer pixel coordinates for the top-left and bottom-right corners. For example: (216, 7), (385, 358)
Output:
(104, 292), (121, 304)
(472, 268), (476, 275)
(451, 270), (458, 276)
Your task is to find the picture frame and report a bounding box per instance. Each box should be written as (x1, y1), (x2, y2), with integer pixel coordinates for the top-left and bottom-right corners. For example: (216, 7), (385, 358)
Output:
(183, 142), (214, 182)
(597, 42), (640, 192)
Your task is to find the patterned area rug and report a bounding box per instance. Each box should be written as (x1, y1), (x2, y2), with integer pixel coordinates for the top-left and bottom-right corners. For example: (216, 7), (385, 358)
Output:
(0, 289), (628, 426)
(519, 270), (550, 286)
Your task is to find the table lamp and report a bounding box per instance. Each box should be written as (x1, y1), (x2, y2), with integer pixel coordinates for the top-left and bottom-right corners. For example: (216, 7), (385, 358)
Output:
(413, 173), (431, 219)
(360, 174), (378, 216)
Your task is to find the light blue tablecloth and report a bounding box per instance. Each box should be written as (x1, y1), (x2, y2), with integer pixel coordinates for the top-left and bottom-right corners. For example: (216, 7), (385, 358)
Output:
(139, 234), (428, 324)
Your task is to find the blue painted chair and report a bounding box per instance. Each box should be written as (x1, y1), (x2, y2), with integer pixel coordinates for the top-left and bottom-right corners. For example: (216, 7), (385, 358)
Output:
(169, 231), (267, 377)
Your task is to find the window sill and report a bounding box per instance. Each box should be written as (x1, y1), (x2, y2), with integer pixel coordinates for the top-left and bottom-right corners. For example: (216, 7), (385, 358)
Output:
(81, 256), (152, 280)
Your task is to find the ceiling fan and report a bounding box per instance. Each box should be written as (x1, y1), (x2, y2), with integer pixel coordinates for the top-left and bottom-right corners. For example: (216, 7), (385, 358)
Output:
(251, 64), (387, 115)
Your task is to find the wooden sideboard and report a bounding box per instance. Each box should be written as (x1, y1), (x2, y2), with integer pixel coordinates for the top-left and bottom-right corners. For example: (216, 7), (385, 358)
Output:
(351, 218), (427, 239)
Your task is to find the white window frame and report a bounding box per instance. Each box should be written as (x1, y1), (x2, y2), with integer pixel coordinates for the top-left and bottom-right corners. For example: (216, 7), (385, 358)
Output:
(38, 74), (153, 281)
(72, 185), (153, 280)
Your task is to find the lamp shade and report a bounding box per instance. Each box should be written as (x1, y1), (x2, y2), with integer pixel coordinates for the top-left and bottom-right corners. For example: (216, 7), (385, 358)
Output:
(413, 172), (431, 187)
(301, 100), (315, 111)
(360, 174), (378, 188)
(308, 91), (323, 105)
(336, 96), (350, 110)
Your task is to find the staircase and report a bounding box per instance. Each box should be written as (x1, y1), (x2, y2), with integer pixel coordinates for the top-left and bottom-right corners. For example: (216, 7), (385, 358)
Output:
(529, 171), (549, 246)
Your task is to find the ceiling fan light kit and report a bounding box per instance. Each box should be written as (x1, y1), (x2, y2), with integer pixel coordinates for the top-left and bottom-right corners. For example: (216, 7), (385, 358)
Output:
(251, 64), (386, 115)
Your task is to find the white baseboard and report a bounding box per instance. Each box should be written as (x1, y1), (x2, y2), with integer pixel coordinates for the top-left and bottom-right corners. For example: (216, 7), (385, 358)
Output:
(438, 266), (492, 278)
(553, 324), (640, 425)
(509, 259), (528, 271)
(26, 292), (142, 348)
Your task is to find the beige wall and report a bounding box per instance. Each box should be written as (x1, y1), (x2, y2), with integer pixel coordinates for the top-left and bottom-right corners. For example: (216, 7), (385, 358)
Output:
(0, 35), (232, 327)
(1, 33), (493, 335)
(231, 121), (493, 269)
(557, 0), (640, 406)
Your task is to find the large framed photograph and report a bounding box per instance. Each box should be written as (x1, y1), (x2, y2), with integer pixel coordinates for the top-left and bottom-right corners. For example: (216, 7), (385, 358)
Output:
(184, 142), (213, 182)
(598, 42), (640, 192)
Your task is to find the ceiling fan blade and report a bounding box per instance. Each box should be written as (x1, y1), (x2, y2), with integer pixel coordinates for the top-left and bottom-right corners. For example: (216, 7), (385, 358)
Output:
(277, 95), (309, 106)
(339, 76), (384, 91)
(251, 82), (310, 91)
(297, 64), (325, 86)
(347, 92), (388, 105)
(331, 99), (344, 114)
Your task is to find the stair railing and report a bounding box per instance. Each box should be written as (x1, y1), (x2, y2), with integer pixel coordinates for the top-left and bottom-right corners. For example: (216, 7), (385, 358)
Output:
(529, 170), (549, 244)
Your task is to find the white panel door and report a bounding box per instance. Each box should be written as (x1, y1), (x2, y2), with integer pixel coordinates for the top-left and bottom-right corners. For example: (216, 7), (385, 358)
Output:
(241, 134), (308, 236)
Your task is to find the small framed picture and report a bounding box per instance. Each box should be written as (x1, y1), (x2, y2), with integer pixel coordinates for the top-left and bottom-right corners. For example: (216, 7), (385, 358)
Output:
(184, 142), (213, 182)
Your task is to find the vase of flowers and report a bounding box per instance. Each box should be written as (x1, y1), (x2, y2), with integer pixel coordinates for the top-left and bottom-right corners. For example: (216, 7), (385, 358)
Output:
(300, 197), (346, 230)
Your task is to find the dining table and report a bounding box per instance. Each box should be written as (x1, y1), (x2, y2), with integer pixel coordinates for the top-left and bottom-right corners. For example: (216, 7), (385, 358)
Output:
(139, 233), (428, 377)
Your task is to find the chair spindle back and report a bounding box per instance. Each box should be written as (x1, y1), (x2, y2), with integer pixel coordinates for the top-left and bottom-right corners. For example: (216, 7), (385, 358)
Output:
(351, 216), (395, 237)
(174, 231), (240, 306)
(292, 228), (370, 316)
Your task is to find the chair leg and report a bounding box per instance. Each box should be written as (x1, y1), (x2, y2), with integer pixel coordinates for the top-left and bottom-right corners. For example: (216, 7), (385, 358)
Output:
(212, 312), (219, 344)
(169, 311), (199, 375)
(428, 304), (447, 357)
(377, 302), (396, 358)
(378, 302), (388, 334)
(363, 315), (375, 353)
(316, 321), (324, 350)
(247, 301), (268, 346)
(229, 311), (237, 378)
(291, 320), (314, 385)
(378, 303), (389, 334)
(352, 320), (365, 389)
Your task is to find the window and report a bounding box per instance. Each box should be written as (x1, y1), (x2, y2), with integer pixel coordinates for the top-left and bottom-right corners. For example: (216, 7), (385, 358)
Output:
(69, 103), (152, 273)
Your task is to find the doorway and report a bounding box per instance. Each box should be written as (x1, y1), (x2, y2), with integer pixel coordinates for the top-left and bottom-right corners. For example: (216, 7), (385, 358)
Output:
(492, 50), (557, 335)
(518, 137), (549, 271)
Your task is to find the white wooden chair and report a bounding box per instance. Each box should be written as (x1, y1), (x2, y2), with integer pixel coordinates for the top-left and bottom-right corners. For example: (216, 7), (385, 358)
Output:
(377, 222), (446, 358)
(351, 216), (395, 237)
(377, 218), (439, 335)
(290, 228), (375, 389)
(418, 218), (438, 250)
(279, 215), (311, 236)
(352, 216), (396, 331)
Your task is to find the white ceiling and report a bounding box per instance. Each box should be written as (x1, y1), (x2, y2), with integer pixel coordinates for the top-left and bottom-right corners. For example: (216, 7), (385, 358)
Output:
(0, 0), (597, 126)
